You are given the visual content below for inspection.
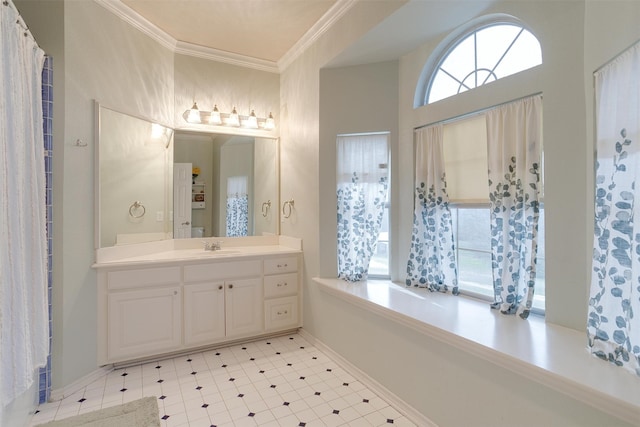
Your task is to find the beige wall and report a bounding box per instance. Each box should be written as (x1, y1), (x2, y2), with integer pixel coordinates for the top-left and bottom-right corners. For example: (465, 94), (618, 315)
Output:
(318, 60), (400, 277)
(254, 137), (279, 236)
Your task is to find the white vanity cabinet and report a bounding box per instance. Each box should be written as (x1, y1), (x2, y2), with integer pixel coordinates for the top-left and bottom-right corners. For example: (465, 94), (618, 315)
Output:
(183, 260), (263, 346)
(183, 281), (226, 345)
(263, 256), (300, 332)
(101, 266), (183, 364)
(96, 250), (302, 366)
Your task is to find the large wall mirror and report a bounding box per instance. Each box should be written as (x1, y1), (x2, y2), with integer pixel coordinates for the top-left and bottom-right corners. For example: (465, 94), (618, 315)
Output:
(96, 103), (279, 249)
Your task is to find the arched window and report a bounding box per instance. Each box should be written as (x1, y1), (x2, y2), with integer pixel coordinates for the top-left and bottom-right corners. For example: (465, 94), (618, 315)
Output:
(426, 21), (541, 104)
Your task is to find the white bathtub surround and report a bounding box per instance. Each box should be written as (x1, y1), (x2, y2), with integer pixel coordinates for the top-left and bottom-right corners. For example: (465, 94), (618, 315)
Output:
(0, 0), (48, 421)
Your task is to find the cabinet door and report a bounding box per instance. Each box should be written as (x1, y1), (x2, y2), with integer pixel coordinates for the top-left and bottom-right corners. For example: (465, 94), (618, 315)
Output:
(225, 278), (263, 338)
(108, 287), (181, 362)
(184, 282), (226, 346)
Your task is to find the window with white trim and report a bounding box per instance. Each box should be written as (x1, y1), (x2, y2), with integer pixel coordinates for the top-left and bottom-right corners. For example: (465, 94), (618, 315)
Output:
(443, 114), (545, 312)
(428, 23), (542, 104)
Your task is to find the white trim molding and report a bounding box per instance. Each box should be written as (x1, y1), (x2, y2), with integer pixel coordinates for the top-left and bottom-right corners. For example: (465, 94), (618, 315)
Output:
(298, 329), (438, 427)
(174, 41), (279, 74)
(49, 366), (113, 402)
(94, 0), (356, 74)
(312, 278), (640, 426)
(277, 0), (357, 71)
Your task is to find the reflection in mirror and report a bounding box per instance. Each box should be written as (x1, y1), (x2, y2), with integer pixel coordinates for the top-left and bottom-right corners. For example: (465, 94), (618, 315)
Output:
(98, 105), (174, 247)
(97, 103), (280, 249)
(173, 131), (278, 239)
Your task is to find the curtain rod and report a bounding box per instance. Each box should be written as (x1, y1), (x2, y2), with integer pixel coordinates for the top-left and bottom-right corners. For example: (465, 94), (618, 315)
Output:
(414, 92), (543, 131)
(337, 131), (391, 137)
(593, 38), (640, 75)
(3, 0), (39, 46)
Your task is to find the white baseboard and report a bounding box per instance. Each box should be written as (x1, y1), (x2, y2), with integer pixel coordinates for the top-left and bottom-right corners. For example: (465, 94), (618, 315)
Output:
(49, 366), (113, 402)
(298, 328), (438, 427)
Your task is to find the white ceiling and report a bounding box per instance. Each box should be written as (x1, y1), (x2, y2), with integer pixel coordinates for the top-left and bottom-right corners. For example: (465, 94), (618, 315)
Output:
(109, 0), (499, 72)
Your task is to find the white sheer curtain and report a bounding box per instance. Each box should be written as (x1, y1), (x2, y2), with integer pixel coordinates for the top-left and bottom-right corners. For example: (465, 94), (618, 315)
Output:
(336, 134), (389, 282)
(485, 95), (542, 319)
(0, 0), (47, 416)
(589, 41), (640, 376)
(226, 176), (248, 237)
(406, 124), (458, 293)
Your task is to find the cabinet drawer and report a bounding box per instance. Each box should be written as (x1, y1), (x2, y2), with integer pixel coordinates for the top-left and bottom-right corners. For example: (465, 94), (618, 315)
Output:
(184, 260), (262, 283)
(107, 266), (181, 290)
(264, 273), (298, 299)
(265, 296), (299, 331)
(264, 256), (298, 275)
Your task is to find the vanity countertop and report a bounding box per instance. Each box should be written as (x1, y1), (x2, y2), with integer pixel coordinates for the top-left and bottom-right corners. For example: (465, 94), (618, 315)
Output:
(93, 236), (302, 268)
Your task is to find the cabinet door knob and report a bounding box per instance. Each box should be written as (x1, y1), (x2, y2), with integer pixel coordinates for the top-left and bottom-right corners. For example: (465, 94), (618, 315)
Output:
(218, 285), (223, 290)
(174, 290), (178, 296)
(228, 284), (233, 289)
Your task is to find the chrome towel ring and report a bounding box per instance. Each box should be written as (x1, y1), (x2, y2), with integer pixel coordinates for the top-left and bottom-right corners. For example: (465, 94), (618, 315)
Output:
(282, 199), (294, 219)
(262, 200), (271, 217)
(129, 201), (146, 218)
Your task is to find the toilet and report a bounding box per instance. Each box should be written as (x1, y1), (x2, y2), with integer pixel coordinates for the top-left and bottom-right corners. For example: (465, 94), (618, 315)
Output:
(191, 227), (204, 238)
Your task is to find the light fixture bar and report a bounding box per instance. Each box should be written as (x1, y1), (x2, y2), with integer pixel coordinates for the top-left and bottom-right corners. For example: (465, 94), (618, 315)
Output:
(183, 105), (276, 130)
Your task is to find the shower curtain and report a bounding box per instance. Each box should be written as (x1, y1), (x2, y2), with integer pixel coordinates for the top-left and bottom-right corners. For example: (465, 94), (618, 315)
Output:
(0, 0), (48, 417)
(226, 176), (248, 237)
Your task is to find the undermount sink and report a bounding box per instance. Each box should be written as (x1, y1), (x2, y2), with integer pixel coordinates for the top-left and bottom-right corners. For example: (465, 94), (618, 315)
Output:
(172, 248), (242, 259)
(201, 249), (240, 256)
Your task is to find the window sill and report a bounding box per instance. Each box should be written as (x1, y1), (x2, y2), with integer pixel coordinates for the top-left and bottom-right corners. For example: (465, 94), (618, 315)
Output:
(312, 277), (640, 425)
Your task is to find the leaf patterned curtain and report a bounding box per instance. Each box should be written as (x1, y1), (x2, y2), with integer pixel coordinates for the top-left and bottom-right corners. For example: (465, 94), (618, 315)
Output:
(336, 134), (389, 282)
(589, 41), (640, 376)
(406, 124), (458, 293)
(226, 176), (248, 237)
(486, 95), (542, 319)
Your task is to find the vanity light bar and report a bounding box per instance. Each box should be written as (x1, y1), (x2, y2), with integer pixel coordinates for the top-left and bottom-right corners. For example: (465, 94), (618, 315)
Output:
(184, 103), (275, 130)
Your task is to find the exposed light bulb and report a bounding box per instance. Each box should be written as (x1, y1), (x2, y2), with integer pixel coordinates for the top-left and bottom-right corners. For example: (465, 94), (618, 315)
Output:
(228, 107), (240, 127)
(209, 104), (222, 125)
(247, 110), (258, 129)
(187, 102), (201, 123)
(264, 112), (275, 130)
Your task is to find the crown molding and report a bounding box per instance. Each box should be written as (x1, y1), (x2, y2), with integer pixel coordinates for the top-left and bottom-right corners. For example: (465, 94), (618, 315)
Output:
(95, 0), (353, 74)
(174, 41), (279, 73)
(278, 0), (357, 71)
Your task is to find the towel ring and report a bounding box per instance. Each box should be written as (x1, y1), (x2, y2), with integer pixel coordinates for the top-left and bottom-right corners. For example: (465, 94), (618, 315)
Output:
(129, 201), (146, 218)
(261, 200), (271, 217)
(282, 199), (294, 219)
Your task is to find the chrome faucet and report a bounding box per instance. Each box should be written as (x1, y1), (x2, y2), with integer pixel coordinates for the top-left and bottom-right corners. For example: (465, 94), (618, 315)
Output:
(203, 240), (222, 251)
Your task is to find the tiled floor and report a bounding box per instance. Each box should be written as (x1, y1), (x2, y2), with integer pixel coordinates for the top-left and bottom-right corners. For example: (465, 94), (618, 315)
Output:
(29, 333), (417, 426)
